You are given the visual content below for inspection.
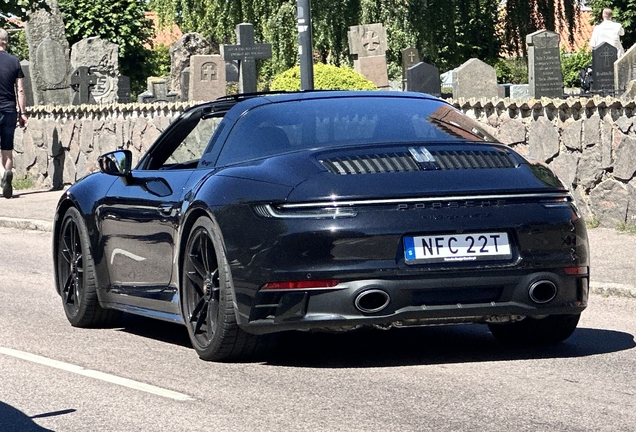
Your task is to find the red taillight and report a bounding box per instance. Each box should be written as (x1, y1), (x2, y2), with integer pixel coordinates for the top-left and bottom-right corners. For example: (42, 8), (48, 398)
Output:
(564, 266), (588, 275)
(261, 279), (340, 291)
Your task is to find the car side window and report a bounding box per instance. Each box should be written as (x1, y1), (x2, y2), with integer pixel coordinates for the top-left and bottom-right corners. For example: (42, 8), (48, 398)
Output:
(161, 116), (223, 169)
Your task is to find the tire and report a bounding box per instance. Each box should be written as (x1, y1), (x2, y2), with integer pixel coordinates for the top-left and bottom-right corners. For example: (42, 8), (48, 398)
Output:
(181, 216), (263, 362)
(488, 314), (580, 345)
(56, 207), (121, 327)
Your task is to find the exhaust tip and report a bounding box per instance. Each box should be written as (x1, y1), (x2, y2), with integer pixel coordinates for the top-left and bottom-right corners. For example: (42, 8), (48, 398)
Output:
(355, 289), (390, 314)
(529, 280), (557, 304)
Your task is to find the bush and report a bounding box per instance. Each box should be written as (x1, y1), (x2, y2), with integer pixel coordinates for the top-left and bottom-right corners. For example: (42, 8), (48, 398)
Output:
(561, 48), (592, 88)
(495, 57), (528, 84)
(270, 63), (376, 91)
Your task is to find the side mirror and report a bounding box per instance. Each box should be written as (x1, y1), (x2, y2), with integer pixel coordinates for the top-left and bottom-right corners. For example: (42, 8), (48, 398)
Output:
(98, 150), (132, 177)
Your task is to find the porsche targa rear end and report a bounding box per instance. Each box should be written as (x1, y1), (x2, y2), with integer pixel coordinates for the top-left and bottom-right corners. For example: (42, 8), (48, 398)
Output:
(207, 93), (589, 345)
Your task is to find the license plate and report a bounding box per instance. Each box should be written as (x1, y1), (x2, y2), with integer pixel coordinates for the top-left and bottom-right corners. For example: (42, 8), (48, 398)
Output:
(404, 232), (511, 263)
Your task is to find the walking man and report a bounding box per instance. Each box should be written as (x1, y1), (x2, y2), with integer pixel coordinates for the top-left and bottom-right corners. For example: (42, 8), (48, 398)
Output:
(589, 8), (625, 57)
(0, 28), (27, 198)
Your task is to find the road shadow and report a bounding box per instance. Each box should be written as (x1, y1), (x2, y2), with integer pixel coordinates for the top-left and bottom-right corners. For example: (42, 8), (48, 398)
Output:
(265, 325), (636, 368)
(111, 314), (635, 368)
(116, 314), (192, 348)
(0, 401), (63, 432)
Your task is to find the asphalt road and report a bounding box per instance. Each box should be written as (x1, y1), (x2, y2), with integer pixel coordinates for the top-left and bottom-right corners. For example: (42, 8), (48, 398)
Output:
(0, 227), (635, 431)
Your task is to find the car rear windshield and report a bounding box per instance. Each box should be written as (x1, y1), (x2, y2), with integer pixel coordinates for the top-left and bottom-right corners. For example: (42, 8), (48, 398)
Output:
(217, 96), (498, 166)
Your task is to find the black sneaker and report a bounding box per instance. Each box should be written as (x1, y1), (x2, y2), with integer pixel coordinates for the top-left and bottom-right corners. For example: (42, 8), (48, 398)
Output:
(1, 170), (13, 198)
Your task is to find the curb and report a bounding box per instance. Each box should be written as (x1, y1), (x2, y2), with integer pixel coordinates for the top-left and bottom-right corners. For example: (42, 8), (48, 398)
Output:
(0, 217), (53, 233)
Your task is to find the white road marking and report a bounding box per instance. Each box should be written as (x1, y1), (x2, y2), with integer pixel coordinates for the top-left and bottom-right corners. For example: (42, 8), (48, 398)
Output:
(0, 347), (193, 401)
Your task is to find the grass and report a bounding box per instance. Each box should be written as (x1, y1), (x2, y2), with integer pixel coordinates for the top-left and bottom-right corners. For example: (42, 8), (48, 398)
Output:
(585, 216), (600, 229)
(617, 221), (636, 234)
(12, 176), (35, 190)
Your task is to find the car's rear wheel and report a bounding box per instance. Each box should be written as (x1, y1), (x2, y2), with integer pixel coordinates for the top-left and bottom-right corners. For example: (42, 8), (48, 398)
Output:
(56, 207), (120, 327)
(488, 314), (580, 345)
(181, 216), (262, 361)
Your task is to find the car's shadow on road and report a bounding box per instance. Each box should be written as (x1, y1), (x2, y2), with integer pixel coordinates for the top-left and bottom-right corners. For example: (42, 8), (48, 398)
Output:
(265, 325), (636, 368)
(117, 314), (635, 367)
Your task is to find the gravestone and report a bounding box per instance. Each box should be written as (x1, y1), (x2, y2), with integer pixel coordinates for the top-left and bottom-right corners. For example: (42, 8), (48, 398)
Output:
(181, 67), (190, 100)
(70, 66), (97, 104)
(137, 78), (178, 103)
(348, 23), (388, 57)
(117, 76), (131, 103)
(24, 0), (72, 105)
(452, 58), (499, 99)
(592, 42), (617, 94)
(20, 60), (34, 107)
(402, 47), (420, 89)
(348, 23), (389, 88)
(526, 30), (563, 98)
(169, 33), (211, 98)
(406, 62), (441, 96)
(226, 61), (239, 82)
(70, 37), (121, 104)
(189, 55), (227, 101)
(614, 43), (636, 92)
(221, 23), (272, 94)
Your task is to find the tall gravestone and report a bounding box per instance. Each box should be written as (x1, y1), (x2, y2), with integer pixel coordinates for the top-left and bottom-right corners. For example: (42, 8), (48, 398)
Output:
(19, 60), (34, 107)
(170, 33), (212, 99)
(402, 47), (420, 89)
(25, 0), (72, 105)
(221, 23), (272, 94)
(592, 42), (617, 94)
(406, 62), (441, 96)
(452, 58), (499, 99)
(614, 43), (636, 92)
(189, 55), (227, 101)
(526, 30), (563, 98)
(348, 23), (389, 88)
(70, 37), (122, 104)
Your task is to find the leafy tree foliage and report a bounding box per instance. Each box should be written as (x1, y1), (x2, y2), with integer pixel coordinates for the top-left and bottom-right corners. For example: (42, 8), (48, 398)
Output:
(148, 0), (503, 84)
(502, 1), (579, 56)
(58, 0), (155, 96)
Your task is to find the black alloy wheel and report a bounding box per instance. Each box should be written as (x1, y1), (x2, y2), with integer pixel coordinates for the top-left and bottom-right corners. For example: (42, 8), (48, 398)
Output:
(56, 207), (119, 327)
(182, 216), (260, 361)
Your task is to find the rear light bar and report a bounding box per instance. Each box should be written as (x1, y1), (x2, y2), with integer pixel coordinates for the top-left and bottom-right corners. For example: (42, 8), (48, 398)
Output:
(261, 279), (340, 291)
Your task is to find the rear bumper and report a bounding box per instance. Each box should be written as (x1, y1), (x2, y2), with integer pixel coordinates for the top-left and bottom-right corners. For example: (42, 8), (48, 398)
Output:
(240, 270), (588, 335)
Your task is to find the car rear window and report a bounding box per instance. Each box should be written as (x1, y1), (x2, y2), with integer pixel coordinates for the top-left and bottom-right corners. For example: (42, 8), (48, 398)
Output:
(216, 96), (498, 166)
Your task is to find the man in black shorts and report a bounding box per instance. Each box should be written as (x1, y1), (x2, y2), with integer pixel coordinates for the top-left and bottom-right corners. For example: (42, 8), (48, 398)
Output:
(0, 28), (28, 198)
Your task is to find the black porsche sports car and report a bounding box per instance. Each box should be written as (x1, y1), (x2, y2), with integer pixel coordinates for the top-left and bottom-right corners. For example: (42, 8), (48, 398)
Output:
(53, 91), (589, 361)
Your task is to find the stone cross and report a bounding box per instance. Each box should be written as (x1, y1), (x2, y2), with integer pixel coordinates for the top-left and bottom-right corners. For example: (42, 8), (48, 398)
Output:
(220, 23), (272, 93)
(70, 66), (97, 105)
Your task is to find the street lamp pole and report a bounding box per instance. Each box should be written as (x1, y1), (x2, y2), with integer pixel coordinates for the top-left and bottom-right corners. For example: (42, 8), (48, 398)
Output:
(297, 0), (314, 90)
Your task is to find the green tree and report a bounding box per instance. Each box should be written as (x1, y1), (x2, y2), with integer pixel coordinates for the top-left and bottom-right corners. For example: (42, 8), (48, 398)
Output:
(502, 0), (579, 56)
(58, 0), (155, 96)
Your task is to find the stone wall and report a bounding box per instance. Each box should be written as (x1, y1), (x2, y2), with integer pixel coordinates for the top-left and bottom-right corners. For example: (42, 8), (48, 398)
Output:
(15, 96), (636, 228)
(452, 96), (636, 228)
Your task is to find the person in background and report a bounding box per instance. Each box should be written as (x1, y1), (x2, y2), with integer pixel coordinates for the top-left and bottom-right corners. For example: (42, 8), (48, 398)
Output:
(589, 7), (625, 57)
(0, 28), (27, 199)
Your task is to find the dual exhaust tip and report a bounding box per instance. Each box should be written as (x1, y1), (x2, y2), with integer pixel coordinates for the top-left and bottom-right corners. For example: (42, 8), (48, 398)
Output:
(528, 280), (558, 304)
(353, 280), (558, 314)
